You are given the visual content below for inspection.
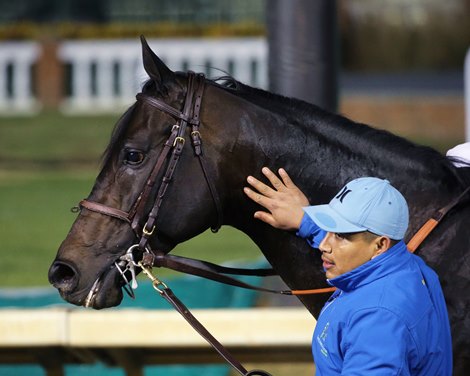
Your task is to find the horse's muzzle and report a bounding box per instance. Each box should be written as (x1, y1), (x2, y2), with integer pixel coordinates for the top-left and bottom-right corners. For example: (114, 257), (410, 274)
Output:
(48, 260), (79, 294)
(49, 258), (127, 309)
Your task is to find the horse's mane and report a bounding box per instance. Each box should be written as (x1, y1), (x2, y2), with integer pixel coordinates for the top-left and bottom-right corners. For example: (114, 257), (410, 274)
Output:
(213, 77), (469, 189)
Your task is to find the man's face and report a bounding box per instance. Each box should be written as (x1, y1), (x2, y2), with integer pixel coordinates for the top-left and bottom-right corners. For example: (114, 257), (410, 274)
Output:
(319, 232), (380, 279)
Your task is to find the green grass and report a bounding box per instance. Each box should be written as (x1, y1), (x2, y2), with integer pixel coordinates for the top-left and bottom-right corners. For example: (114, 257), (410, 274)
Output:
(0, 170), (94, 286)
(0, 111), (118, 167)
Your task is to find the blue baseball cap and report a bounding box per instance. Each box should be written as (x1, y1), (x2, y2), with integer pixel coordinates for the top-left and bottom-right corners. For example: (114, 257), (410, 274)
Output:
(303, 177), (409, 240)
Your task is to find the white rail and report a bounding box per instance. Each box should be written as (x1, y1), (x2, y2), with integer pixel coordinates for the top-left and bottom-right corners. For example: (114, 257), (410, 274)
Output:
(0, 41), (40, 114)
(59, 38), (268, 114)
(0, 38), (267, 115)
(0, 308), (314, 375)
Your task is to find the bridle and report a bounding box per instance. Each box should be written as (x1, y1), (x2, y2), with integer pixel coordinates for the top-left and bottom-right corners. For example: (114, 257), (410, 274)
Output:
(79, 71), (223, 252)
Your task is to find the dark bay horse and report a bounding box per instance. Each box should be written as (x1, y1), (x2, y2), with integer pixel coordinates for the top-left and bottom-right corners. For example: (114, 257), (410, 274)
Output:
(49, 37), (470, 373)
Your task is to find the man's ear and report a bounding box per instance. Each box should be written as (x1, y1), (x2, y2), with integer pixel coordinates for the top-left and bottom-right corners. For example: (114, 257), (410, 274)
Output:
(371, 236), (392, 259)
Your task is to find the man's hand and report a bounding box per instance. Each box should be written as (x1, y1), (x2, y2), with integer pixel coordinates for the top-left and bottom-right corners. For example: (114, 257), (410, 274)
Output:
(244, 167), (309, 231)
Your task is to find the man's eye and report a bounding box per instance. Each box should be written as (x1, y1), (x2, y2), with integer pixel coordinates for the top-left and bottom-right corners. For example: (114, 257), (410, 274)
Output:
(124, 150), (145, 165)
(335, 233), (346, 240)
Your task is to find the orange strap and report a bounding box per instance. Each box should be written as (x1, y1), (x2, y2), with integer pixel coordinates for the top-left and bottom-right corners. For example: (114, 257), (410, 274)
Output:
(406, 218), (439, 253)
(291, 287), (337, 295)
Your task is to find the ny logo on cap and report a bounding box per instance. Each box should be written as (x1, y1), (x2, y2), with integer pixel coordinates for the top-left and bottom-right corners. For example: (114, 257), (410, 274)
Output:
(335, 186), (352, 203)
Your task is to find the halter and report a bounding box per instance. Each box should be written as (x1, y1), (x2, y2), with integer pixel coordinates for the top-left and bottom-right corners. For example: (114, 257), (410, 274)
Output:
(79, 71), (223, 253)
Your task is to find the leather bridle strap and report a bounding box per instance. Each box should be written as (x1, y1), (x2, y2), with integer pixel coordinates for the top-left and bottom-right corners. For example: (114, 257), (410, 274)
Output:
(135, 95), (199, 125)
(141, 252), (336, 295)
(79, 125), (179, 226)
(136, 72), (222, 251)
(139, 259), (272, 376)
(129, 123), (180, 231)
(189, 85), (224, 232)
(79, 199), (131, 223)
(160, 288), (251, 375)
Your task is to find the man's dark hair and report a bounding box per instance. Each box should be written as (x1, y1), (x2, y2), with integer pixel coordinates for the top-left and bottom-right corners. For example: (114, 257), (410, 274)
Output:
(339, 231), (400, 248)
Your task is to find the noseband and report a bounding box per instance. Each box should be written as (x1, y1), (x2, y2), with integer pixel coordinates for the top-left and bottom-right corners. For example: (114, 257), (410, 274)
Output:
(79, 71), (223, 252)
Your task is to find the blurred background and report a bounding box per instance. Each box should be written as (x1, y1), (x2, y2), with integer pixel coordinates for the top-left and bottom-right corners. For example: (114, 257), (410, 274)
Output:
(0, 0), (468, 375)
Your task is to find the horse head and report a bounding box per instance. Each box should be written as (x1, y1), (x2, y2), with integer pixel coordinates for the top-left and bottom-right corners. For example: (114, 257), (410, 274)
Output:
(48, 37), (239, 309)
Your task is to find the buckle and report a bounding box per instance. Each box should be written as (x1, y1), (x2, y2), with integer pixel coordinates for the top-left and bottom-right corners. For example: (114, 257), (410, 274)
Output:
(173, 136), (185, 147)
(142, 222), (155, 236)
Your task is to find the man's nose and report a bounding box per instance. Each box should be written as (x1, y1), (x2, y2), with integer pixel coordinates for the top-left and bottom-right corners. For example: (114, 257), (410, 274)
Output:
(319, 232), (333, 254)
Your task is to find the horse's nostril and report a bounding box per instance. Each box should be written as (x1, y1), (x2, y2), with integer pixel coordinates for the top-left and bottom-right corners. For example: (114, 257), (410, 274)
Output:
(48, 261), (78, 292)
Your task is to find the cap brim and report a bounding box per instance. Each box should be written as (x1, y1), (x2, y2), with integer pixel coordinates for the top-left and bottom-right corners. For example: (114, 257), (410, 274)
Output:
(303, 204), (367, 234)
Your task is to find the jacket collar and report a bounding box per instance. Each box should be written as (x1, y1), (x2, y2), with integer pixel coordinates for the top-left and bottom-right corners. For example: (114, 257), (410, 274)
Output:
(327, 240), (411, 292)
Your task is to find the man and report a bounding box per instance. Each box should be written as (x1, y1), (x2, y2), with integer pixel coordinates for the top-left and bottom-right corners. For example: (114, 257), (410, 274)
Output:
(244, 167), (452, 375)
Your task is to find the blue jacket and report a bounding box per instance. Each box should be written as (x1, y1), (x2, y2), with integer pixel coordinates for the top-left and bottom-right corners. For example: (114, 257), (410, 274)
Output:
(298, 215), (453, 376)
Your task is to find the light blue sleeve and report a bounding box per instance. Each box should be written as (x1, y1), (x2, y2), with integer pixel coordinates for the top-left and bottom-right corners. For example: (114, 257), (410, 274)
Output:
(341, 308), (411, 375)
(296, 213), (327, 248)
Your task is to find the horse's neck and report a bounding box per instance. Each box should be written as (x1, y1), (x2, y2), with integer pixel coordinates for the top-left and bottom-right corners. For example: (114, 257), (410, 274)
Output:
(228, 88), (462, 230)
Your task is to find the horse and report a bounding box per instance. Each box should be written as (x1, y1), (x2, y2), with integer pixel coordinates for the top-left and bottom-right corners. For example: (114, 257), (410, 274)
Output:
(48, 37), (470, 374)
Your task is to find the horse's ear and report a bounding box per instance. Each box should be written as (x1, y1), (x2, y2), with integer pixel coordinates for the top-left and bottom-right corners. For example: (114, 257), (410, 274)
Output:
(140, 35), (175, 85)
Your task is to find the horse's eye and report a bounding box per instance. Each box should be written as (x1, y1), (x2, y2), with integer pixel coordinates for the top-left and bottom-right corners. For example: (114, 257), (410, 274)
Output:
(124, 150), (145, 165)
